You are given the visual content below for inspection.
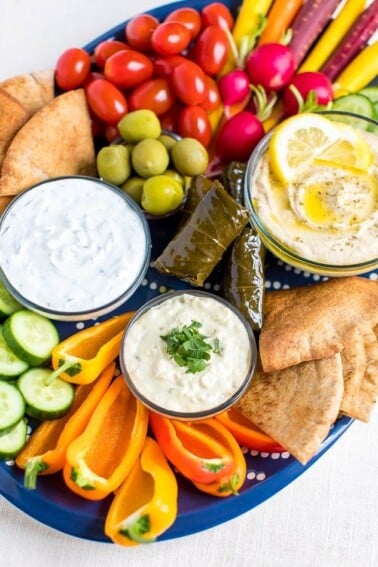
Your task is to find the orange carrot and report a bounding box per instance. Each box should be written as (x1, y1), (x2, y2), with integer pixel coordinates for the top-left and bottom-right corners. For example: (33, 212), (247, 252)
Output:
(258, 0), (303, 45)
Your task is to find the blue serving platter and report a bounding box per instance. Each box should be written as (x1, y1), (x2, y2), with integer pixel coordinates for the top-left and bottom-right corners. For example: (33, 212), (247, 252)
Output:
(0, 0), (375, 545)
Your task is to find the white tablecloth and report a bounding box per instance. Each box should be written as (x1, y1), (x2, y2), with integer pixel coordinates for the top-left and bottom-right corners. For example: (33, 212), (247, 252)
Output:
(0, 1), (377, 566)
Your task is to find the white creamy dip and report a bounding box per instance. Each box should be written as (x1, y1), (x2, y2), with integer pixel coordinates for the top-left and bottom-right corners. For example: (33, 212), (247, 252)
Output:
(0, 177), (149, 315)
(122, 293), (253, 414)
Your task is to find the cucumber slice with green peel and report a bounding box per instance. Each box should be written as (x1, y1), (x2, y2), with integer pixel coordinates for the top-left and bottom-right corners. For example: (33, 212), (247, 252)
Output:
(358, 86), (378, 104)
(331, 94), (375, 129)
(2, 310), (59, 366)
(17, 368), (75, 420)
(0, 419), (27, 460)
(0, 325), (29, 380)
(0, 380), (25, 432)
(0, 280), (22, 319)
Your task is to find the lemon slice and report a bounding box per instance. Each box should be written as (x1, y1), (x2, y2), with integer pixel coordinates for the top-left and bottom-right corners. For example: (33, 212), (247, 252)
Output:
(314, 123), (373, 173)
(269, 113), (340, 184)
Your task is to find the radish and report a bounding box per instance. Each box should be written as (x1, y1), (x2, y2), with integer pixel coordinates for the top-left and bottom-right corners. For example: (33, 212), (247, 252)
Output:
(245, 43), (296, 92)
(216, 111), (265, 163)
(282, 72), (334, 116)
(217, 69), (250, 106)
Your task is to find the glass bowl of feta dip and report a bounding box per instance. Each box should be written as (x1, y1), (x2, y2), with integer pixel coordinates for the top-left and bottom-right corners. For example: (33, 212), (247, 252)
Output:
(120, 290), (257, 420)
(244, 111), (378, 277)
(0, 176), (151, 321)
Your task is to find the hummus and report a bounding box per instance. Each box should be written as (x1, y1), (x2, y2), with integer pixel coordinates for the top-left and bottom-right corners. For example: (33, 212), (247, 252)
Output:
(122, 292), (254, 415)
(250, 130), (378, 266)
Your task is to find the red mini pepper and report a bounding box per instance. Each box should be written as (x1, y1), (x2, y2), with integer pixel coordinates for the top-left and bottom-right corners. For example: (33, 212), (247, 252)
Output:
(149, 412), (234, 484)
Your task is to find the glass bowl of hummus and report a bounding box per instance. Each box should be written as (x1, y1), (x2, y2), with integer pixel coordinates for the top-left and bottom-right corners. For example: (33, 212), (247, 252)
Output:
(244, 111), (378, 277)
(120, 290), (258, 420)
(0, 176), (151, 321)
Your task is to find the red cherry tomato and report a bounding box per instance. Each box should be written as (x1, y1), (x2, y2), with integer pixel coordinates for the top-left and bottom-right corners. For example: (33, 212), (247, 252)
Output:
(165, 7), (202, 40)
(55, 47), (91, 90)
(83, 71), (105, 88)
(193, 26), (229, 76)
(128, 78), (176, 116)
(89, 112), (104, 139)
(153, 55), (187, 79)
(282, 71), (334, 116)
(178, 106), (212, 147)
(200, 76), (221, 111)
(104, 50), (153, 89)
(86, 79), (128, 125)
(151, 21), (192, 55)
(125, 14), (159, 52)
(104, 124), (121, 143)
(245, 44), (295, 91)
(93, 40), (130, 68)
(201, 3), (234, 30)
(159, 102), (183, 132)
(171, 60), (208, 106)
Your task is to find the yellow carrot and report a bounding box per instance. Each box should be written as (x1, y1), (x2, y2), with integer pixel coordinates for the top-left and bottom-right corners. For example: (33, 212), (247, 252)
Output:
(299, 0), (367, 72)
(220, 0), (274, 74)
(333, 41), (378, 97)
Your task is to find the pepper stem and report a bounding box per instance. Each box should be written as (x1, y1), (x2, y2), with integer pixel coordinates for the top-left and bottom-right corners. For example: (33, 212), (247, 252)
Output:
(44, 359), (77, 386)
(24, 458), (48, 490)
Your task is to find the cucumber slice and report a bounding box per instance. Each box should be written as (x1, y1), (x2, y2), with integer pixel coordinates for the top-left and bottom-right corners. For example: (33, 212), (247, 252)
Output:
(0, 280), (22, 319)
(331, 94), (375, 129)
(358, 86), (378, 104)
(0, 419), (27, 460)
(2, 310), (59, 366)
(0, 381), (25, 432)
(17, 368), (75, 420)
(0, 325), (29, 380)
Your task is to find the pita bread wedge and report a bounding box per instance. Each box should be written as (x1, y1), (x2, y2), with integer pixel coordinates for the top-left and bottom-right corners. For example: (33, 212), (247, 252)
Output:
(0, 69), (54, 115)
(0, 196), (13, 216)
(0, 89), (29, 169)
(236, 354), (344, 465)
(340, 326), (378, 422)
(0, 89), (95, 196)
(260, 277), (378, 373)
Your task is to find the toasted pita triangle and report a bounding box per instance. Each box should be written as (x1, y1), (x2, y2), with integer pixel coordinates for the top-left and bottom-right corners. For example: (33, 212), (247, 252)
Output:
(0, 89), (29, 170)
(236, 354), (344, 464)
(260, 277), (378, 373)
(340, 326), (378, 422)
(0, 69), (54, 115)
(0, 89), (95, 196)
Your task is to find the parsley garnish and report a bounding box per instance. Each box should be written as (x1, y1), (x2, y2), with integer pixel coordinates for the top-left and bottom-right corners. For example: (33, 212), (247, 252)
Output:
(161, 320), (221, 374)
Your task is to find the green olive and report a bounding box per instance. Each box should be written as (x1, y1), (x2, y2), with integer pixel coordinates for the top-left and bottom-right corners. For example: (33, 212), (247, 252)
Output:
(158, 134), (177, 151)
(163, 168), (185, 186)
(141, 175), (184, 216)
(96, 145), (130, 185)
(120, 176), (145, 205)
(171, 138), (209, 177)
(131, 139), (169, 178)
(118, 110), (161, 143)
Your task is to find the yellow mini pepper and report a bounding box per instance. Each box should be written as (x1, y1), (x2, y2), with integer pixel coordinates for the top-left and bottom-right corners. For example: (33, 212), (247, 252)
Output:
(63, 375), (149, 500)
(105, 437), (178, 546)
(50, 311), (134, 385)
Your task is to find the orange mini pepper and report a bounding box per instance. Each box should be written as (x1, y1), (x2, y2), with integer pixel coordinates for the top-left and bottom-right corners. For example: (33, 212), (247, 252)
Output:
(63, 375), (149, 500)
(149, 412), (234, 485)
(105, 437), (178, 546)
(15, 363), (116, 489)
(215, 407), (285, 453)
(191, 419), (247, 498)
(50, 311), (134, 385)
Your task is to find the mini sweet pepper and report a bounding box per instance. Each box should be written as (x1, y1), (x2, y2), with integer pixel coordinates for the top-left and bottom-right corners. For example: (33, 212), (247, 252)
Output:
(105, 437), (178, 546)
(63, 374), (149, 500)
(50, 311), (134, 385)
(15, 363), (116, 489)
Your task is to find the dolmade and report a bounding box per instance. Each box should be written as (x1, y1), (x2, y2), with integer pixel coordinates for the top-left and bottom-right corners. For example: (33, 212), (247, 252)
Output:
(154, 179), (251, 286)
(221, 227), (266, 331)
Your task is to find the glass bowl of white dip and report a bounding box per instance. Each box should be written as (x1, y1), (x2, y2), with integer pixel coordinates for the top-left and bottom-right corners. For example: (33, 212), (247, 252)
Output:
(244, 111), (378, 277)
(120, 290), (257, 420)
(0, 176), (151, 321)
